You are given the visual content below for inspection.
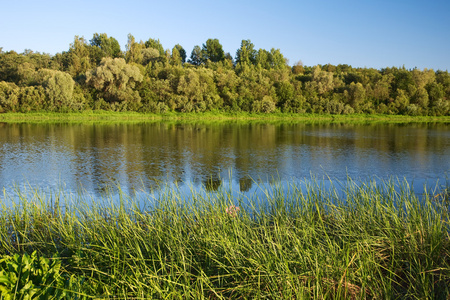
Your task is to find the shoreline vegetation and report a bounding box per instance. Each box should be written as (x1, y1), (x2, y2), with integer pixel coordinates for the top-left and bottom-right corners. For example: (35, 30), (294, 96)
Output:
(1, 35), (449, 117)
(0, 111), (449, 124)
(0, 178), (449, 298)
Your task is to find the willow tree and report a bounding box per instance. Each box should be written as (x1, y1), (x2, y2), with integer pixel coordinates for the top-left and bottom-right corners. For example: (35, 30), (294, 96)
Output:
(310, 65), (334, 95)
(0, 81), (19, 112)
(38, 69), (75, 111)
(86, 57), (143, 110)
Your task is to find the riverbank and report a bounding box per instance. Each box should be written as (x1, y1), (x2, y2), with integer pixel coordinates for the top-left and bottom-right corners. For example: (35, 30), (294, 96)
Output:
(0, 178), (448, 298)
(0, 111), (449, 123)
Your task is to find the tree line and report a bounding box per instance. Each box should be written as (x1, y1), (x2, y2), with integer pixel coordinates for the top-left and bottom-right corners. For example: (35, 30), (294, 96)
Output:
(0, 33), (449, 115)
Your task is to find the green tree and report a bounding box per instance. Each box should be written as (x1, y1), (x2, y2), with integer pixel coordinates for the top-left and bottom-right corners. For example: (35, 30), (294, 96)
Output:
(255, 49), (270, 69)
(174, 44), (187, 63)
(0, 81), (19, 112)
(269, 48), (287, 69)
(252, 95), (276, 113)
(68, 36), (91, 77)
(86, 57), (143, 110)
(141, 48), (160, 65)
(176, 68), (221, 112)
(38, 69), (76, 111)
(17, 62), (37, 86)
(347, 82), (366, 112)
(145, 38), (165, 56)
(311, 65), (334, 95)
(426, 82), (444, 108)
(188, 45), (204, 65)
(171, 46), (182, 66)
(202, 39), (225, 63)
(389, 89), (410, 114)
(90, 33), (122, 58)
(125, 34), (144, 64)
(235, 39), (256, 66)
(411, 68), (435, 89)
(292, 61), (304, 75)
(17, 85), (47, 112)
(411, 86), (429, 109)
(0, 51), (27, 83)
(275, 80), (295, 107)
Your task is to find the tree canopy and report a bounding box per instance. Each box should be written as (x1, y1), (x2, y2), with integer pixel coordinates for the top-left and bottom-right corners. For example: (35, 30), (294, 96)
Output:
(0, 34), (448, 115)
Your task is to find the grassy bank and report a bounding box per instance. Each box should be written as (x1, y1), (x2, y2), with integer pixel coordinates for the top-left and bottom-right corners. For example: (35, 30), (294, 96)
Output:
(0, 111), (449, 124)
(0, 178), (449, 299)
(0, 178), (450, 299)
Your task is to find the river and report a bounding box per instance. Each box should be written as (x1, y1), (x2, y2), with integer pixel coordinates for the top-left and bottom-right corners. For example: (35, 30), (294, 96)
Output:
(0, 121), (448, 201)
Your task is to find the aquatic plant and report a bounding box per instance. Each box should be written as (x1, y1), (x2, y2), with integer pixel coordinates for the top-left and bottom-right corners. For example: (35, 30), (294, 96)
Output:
(0, 177), (448, 298)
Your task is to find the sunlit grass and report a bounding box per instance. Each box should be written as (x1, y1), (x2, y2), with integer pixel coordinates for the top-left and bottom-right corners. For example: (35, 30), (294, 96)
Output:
(0, 110), (448, 124)
(0, 177), (449, 298)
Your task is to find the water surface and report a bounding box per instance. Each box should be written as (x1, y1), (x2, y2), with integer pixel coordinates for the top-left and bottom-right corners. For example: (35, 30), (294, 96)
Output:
(0, 121), (448, 200)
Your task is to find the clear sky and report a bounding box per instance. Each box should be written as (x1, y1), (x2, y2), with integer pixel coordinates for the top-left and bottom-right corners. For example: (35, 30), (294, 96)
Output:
(1, 0), (449, 70)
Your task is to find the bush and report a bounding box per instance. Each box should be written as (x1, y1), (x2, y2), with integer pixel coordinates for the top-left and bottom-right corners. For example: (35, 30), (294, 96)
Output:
(0, 251), (81, 299)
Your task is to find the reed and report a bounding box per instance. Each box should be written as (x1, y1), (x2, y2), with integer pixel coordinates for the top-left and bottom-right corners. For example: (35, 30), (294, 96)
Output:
(0, 177), (448, 299)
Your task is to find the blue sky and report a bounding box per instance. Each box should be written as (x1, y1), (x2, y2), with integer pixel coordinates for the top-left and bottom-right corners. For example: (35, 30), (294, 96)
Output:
(1, 0), (449, 70)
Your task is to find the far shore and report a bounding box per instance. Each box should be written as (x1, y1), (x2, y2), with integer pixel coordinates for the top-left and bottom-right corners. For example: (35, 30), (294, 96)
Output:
(1, 111), (449, 123)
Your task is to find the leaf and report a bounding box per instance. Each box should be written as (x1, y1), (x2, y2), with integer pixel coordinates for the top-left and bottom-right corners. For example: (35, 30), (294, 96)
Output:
(0, 273), (13, 285)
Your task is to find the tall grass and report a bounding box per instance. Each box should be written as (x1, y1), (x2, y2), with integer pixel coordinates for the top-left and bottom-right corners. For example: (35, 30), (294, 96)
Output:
(0, 178), (449, 299)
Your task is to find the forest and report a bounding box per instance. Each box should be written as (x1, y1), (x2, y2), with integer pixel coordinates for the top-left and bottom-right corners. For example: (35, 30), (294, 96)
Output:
(0, 33), (449, 115)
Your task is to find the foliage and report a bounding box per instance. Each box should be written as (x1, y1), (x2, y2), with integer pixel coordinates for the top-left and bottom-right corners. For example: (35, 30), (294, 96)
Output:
(0, 35), (449, 115)
(0, 251), (81, 299)
(0, 178), (448, 298)
(202, 38), (225, 63)
(38, 69), (76, 111)
(173, 44), (187, 63)
(144, 38), (165, 57)
(90, 33), (121, 58)
(188, 45), (204, 66)
(236, 39), (257, 66)
(86, 57), (143, 110)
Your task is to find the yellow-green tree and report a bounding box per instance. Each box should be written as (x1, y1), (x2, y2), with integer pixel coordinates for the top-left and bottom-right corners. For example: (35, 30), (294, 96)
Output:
(86, 57), (143, 110)
(125, 34), (144, 64)
(38, 69), (75, 111)
(68, 36), (91, 77)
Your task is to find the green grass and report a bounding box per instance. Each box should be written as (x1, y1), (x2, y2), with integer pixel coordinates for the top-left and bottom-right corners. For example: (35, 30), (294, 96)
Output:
(0, 178), (449, 299)
(0, 110), (449, 124)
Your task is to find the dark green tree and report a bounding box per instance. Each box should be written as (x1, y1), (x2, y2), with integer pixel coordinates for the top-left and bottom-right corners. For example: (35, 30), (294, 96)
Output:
(89, 33), (122, 60)
(188, 45), (204, 65)
(202, 39), (225, 63)
(145, 38), (165, 57)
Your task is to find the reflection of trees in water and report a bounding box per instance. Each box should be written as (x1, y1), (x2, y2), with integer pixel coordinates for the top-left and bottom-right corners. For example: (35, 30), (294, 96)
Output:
(203, 176), (222, 192)
(0, 122), (448, 196)
(239, 177), (253, 192)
